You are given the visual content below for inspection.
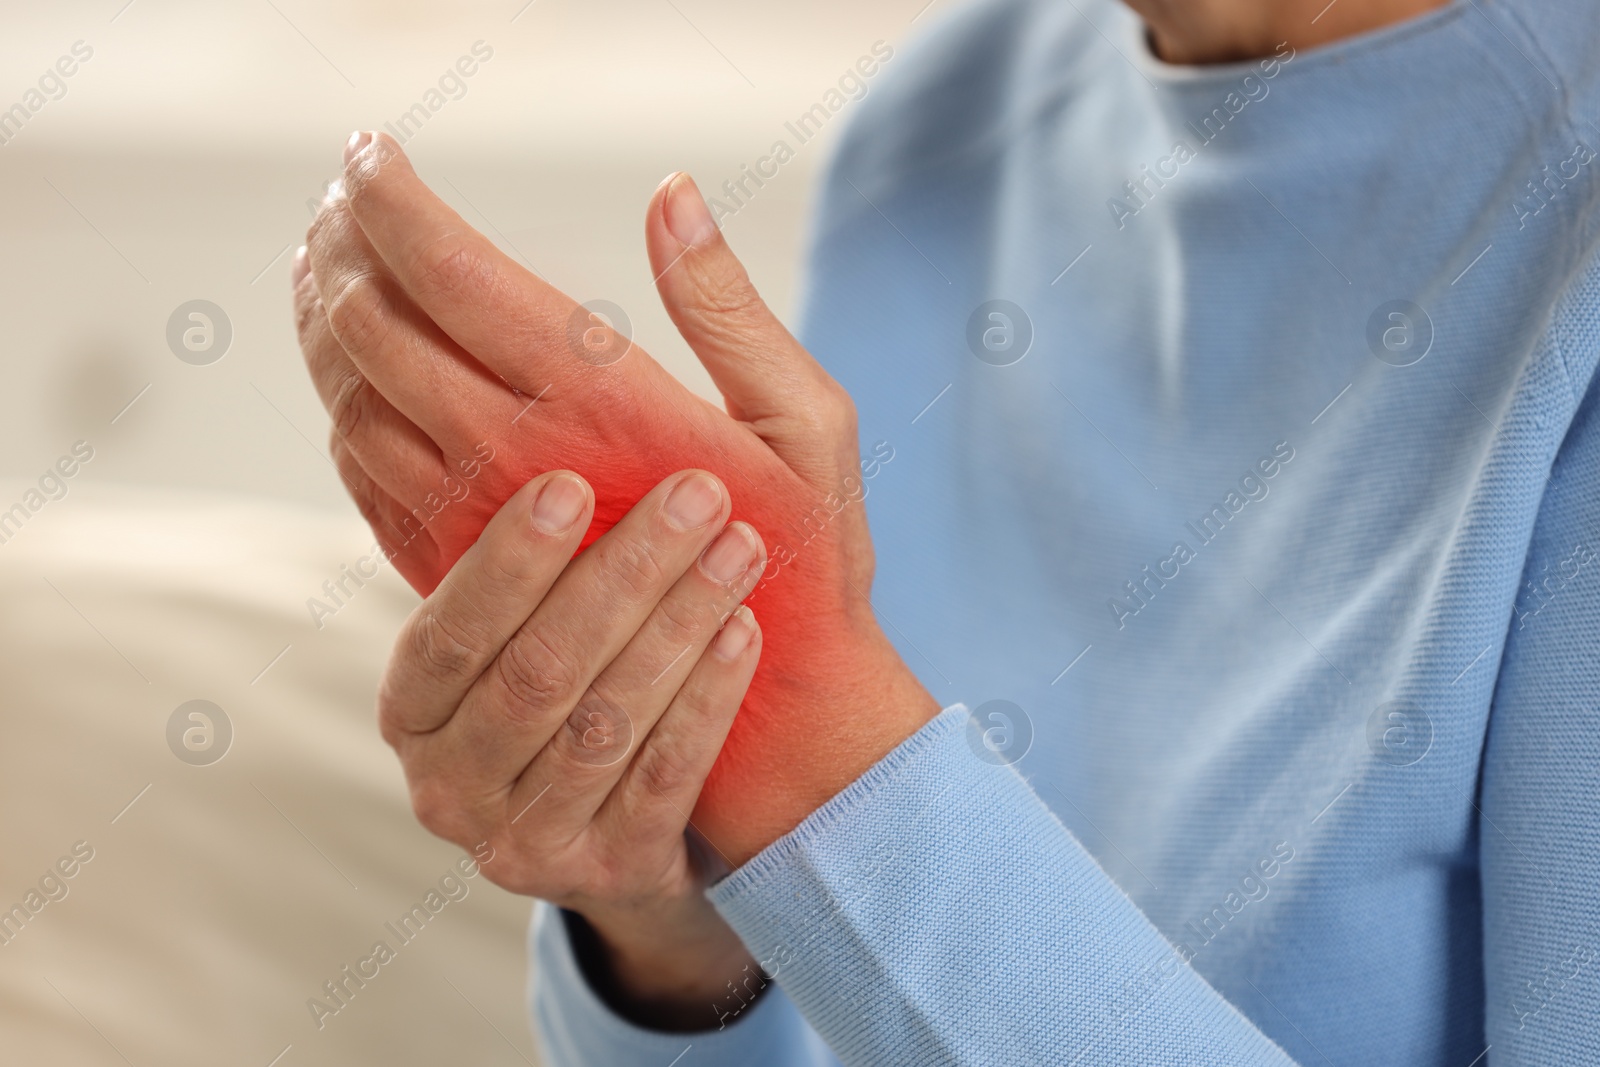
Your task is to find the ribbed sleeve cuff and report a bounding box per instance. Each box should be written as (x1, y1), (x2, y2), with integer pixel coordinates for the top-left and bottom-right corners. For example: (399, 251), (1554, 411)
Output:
(707, 704), (1293, 1066)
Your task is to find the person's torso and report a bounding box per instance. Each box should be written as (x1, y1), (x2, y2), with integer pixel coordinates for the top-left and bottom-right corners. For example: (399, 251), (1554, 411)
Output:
(797, 1), (1600, 1060)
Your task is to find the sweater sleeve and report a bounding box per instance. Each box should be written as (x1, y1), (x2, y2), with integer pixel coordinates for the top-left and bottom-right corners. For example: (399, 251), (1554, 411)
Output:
(706, 705), (1298, 1066)
(527, 706), (1300, 1067)
(526, 707), (1306, 1066)
(1479, 363), (1600, 1064)
(529, 900), (842, 1067)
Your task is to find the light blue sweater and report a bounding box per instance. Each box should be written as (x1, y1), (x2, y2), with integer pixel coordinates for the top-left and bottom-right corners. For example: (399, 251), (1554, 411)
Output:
(533, 0), (1600, 1062)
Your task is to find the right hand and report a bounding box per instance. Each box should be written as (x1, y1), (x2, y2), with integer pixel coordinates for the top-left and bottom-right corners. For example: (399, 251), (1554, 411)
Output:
(378, 465), (767, 1028)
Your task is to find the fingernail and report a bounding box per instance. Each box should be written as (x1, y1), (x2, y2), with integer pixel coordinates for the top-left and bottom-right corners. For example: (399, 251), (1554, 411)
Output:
(291, 246), (310, 286)
(664, 472), (722, 530)
(699, 522), (759, 585)
(344, 130), (372, 165)
(664, 173), (718, 248)
(531, 472), (587, 534)
(712, 606), (756, 662)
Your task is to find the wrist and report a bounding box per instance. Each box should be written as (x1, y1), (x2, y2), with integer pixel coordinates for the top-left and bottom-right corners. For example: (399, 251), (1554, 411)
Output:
(698, 617), (939, 866)
(573, 892), (757, 1032)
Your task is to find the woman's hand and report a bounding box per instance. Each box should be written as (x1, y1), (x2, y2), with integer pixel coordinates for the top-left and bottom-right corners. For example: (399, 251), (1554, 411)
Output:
(382, 465), (765, 1027)
(294, 131), (939, 865)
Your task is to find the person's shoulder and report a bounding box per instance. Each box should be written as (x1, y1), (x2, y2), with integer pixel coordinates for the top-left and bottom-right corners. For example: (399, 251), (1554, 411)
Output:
(825, 0), (1108, 194)
(1490, 0), (1600, 113)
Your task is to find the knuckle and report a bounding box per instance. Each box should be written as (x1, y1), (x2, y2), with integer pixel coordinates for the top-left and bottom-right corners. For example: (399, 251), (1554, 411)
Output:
(471, 535), (546, 596)
(329, 370), (375, 443)
(798, 384), (856, 443)
(304, 202), (335, 251)
(407, 777), (461, 839)
(631, 738), (696, 800)
(825, 380), (858, 423)
(557, 691), (632, 764)
(325, 271), (391, 354)
(405, 609), (486, 686)
(292, 286), (325, 345)
(597, 537), (667, 602)
(375, 687), (406, 749)
(827, 405), (859, 444)
(306, 341), (349, 413)
(331, 439), (381, 522)
(341, 161), (379, 210)
(410, 234), (497, 304)
(680, 280), (773, 348)
(493, 630), (579, 725)
(304, 195), (355, 261)
(689, 274), (764, 321)
(653, 593), (709, 647)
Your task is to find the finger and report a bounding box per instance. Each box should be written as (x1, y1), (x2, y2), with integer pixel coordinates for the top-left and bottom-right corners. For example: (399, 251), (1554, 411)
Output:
(331, 433), (467, 593)
(379, 470), (593, 740)
(645, 172), (852, 487)
(294, 259), (452, 505)
(329, 435), (417, 557)
(509, 521), (764, 828)
(597, 606), (760, 852)
(305, 186), (522, 453)
(424, 470), (730, 789)
(339, 133), (589, 384)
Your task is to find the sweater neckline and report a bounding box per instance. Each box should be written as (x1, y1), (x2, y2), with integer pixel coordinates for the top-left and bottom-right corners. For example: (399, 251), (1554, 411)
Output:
(1120, 0), (1472, 88)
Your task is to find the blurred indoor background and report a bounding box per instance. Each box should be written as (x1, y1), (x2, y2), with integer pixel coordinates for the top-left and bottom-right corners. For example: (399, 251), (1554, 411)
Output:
(0, 1), (939, 1063)
(0, 0), (930, 504)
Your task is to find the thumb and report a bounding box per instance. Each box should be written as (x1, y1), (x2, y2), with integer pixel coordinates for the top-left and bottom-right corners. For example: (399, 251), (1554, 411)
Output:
(645, 173), (853, 479)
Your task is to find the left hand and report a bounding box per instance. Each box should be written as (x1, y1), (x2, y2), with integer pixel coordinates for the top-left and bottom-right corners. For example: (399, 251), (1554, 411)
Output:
(293, 132), (938, 865)
(373, 466), (768, 1028)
